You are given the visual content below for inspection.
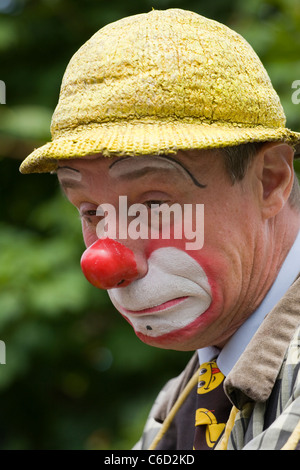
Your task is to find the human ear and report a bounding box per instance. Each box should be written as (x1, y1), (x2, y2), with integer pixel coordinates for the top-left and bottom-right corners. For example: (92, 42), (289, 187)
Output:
(257, 143), (294, 219)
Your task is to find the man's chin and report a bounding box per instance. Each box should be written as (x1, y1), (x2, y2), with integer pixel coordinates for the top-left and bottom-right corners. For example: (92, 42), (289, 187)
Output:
(130, 312), (216, 351)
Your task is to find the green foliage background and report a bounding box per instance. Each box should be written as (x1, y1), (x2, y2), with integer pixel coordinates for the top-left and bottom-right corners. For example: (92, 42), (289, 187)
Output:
(0, 0), (299, 450)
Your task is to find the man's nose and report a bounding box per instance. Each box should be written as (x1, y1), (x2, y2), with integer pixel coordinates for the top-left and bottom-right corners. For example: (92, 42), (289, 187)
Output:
(80, 237), (142, 289)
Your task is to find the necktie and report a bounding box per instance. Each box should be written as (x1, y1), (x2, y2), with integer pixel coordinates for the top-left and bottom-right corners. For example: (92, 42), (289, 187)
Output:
(193, 359), (232, 450)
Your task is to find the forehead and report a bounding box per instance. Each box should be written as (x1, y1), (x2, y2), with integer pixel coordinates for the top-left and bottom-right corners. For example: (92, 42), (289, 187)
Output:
(56, 149), (220, 179)
(56, 152), (218, 194)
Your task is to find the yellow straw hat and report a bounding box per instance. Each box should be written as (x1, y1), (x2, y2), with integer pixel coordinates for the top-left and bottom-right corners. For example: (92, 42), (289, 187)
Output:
(20, 8), (300, 174)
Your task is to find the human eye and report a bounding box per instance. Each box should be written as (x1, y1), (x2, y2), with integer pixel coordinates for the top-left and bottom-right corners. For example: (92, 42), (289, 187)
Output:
(142, 200), (166, 209)
(79, 203), (101, 224)
(139, 190), (172, 209)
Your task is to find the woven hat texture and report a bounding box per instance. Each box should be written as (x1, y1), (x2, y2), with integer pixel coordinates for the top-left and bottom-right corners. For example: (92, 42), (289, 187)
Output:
(20, 8), (300, 174)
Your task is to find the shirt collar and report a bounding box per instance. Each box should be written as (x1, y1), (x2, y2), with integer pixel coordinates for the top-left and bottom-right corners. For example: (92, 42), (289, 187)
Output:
(198, 230), (300, 375)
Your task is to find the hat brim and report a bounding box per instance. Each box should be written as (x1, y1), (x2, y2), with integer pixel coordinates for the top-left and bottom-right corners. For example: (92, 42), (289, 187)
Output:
(19, 120), (300, 174)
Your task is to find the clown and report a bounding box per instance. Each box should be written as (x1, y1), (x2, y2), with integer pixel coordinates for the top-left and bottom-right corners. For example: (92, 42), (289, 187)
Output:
(20, 10), (300, 450)
(78, 152), (212, 348)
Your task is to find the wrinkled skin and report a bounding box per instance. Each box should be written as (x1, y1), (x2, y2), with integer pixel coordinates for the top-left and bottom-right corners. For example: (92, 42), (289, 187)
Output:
(57, 144), (299, 351)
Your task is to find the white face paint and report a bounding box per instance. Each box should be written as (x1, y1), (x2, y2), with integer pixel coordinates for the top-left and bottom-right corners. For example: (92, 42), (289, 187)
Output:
(108, 247), (212, 338)
(57, 167), (82, 182)
(108, 155), (193, 182)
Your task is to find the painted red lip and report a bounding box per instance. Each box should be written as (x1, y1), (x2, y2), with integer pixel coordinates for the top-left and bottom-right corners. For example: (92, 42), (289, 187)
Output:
(121, 296), (189, 315)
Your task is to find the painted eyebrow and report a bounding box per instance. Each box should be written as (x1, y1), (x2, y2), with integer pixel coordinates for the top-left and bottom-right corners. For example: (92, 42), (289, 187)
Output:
(109, 155), (207, 188)
(56, 166), (83, 189)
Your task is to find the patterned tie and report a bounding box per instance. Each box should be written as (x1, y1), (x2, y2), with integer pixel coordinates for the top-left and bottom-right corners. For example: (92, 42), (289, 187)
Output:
(193, 359), (232, 450)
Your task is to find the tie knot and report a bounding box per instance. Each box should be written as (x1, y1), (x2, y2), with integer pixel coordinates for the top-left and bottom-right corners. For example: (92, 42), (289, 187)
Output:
(197, 360), (224, 395)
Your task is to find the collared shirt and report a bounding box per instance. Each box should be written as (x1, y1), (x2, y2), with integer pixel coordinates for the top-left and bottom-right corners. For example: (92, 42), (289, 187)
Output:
(198, 230), (300, 375)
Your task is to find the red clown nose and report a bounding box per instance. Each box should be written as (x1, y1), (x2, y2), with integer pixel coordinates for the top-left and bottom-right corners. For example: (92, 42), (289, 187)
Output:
(80, 238), (138, 289)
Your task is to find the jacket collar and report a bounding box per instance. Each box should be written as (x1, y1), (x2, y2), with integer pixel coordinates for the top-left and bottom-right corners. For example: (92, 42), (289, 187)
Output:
(224, 274), (300, 408)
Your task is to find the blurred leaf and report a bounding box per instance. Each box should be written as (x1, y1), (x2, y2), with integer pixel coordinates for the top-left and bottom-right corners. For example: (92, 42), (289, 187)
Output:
(0, 106), (52, 140)
(0, 18), (18, 51)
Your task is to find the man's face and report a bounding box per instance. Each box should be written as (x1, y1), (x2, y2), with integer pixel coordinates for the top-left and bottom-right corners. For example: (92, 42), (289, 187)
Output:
(57, 150), (264, 351)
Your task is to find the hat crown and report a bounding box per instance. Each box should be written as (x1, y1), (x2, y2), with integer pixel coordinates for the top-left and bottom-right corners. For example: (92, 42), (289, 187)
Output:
(51, 8), (285, 139)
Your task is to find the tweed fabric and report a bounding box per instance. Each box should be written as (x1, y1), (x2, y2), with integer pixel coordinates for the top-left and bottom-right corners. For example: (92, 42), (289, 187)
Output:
(20, 9), (300, 174)
(217, 324), (300, 450)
